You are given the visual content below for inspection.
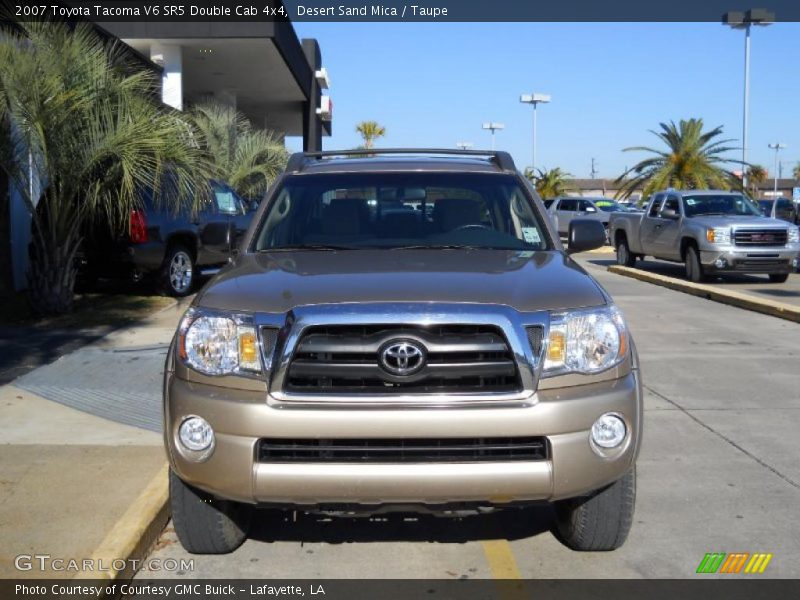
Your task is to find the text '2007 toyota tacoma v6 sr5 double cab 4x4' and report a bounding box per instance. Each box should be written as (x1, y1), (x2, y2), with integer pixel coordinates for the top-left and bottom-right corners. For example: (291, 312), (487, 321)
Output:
(164, 149), (642, 554)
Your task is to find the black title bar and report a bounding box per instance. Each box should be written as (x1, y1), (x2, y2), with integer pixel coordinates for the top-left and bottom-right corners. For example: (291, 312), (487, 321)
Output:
(2, 579), (800, 600)
(4, 0), (800, 22)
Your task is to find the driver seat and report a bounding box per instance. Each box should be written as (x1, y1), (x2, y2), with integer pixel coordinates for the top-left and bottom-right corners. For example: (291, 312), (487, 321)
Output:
(432, 199), (485, 232)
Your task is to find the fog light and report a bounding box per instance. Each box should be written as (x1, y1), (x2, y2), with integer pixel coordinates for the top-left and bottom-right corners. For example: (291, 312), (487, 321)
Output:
(714, 258), (728, 269)
(178, 416), (214, 452)
(591, 413), (627, 449)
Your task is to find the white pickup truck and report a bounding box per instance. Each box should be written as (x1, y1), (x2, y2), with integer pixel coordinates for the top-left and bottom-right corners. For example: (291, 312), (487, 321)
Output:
(609, 190), (800, 283)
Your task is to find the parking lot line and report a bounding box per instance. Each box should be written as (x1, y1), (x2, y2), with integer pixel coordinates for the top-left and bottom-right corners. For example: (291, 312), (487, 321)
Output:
(481, 539), (522, 579)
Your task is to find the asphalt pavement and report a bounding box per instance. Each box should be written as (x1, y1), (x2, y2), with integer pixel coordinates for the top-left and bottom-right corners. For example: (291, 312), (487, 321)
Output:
(587, 252), (800, 309)
(138, 259), (800, 579)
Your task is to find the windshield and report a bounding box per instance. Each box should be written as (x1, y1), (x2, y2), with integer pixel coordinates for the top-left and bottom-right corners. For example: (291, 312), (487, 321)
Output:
(253, 173), (551, 251)
(683, 194), (761, 217)
(595, 200), (625, 213)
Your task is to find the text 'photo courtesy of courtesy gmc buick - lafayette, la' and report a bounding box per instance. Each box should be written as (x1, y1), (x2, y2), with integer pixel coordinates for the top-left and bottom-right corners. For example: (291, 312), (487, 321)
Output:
(610, 190), (800, 283)
(163, 149), (642, 555)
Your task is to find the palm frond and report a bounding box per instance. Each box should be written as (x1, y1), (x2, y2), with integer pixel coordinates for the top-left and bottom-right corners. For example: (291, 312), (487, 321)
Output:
(615, 118), (740, 198)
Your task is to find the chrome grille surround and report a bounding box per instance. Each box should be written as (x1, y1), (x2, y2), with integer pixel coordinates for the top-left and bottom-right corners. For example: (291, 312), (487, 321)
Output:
(256, 303), (550, 408)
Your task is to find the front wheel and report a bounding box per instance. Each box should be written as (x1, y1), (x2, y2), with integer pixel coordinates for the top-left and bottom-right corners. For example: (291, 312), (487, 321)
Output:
(768, 273), (789, 284)
(684, 246), (707, 283)
(616, 238), (636, 267)
(170, 470), (253, 554)
(553, 467), (636, 552)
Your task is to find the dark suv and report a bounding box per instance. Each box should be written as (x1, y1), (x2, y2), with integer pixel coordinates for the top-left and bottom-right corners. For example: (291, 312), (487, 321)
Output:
(80, 181), (253, 296)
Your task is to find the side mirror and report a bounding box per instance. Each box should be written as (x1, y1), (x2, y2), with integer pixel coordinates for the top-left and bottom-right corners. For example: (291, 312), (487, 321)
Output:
(201, 221), (233, 247)
(248, 200), (259, 212)
(567, 219), (607, 254)
(584, 205), (597, 213)
(660, 208), (680, 220)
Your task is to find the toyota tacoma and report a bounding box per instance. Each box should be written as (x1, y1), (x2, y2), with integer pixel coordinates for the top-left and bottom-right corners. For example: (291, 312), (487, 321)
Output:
(164, 149), (642, 554)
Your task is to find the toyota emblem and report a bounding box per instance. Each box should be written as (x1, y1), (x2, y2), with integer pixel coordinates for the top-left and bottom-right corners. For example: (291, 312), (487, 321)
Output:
(379, 340), (426, 376)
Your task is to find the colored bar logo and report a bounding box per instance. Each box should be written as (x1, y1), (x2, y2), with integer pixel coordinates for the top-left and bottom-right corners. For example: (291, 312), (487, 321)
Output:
(696, 552), (773, 574)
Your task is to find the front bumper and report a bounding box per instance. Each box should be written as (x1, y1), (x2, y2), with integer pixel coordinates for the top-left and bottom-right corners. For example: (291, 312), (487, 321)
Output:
(164, 368), (642, 506)
(700, 245), (799, 274)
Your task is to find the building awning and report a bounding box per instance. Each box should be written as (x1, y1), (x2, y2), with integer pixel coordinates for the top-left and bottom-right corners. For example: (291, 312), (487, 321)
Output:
(99, 21), (319, 137)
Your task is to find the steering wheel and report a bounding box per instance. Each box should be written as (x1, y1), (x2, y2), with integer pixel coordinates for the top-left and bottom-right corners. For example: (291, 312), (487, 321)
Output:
(451, 223), (491, 232)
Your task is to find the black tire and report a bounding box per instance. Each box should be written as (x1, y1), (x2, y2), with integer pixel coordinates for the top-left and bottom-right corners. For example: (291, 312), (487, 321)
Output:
(616, 237), (636, 267)
(170, 470), (253, 554)
(768, 273), (789, 284)
(161, 244), (195, 297)
(684, 246), (707, 283)
(553, 467), (636, 552)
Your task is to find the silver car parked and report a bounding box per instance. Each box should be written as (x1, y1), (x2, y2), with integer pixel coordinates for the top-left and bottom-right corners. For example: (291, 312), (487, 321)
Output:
(547, 196), (628, 239)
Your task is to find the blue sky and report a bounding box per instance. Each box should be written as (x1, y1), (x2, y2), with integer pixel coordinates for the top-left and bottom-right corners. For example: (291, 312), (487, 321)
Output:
(286, 22), (800, 179)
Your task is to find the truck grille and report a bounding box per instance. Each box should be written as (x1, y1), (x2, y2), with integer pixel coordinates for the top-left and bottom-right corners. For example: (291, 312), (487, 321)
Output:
(285, 324), (523, 394)
(257, 437), (548, 463)
(733, 229), (788, 247)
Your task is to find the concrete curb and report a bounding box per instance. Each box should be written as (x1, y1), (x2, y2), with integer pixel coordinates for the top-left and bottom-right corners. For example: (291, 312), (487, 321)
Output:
(582, 245), (615, 254)
(74, 463), (169, 586)
(608, 265), (800, 323)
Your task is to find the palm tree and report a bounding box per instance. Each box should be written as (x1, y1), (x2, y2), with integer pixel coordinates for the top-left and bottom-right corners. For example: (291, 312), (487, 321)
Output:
(189, 101), (288, 200)
(525, 167), (574, 199)
(355, 121), (386, 149)
(615, 118), (740, 199)
(745, 164), (768, 198)
(0, 22), (210, 314)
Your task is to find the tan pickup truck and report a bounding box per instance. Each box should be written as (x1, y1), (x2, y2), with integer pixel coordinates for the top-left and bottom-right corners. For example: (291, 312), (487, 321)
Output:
(164, 149), (642, 554)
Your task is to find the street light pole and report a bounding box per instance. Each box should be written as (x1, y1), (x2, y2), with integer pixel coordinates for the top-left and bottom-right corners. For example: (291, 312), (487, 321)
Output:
(723, 9), (773, 189)
(520, 93), (551, 173)
(482, 122), (504, 151)
(743, 22), (751, 185)
(768, 142), (786, 197)
(456, 142), (473, 150)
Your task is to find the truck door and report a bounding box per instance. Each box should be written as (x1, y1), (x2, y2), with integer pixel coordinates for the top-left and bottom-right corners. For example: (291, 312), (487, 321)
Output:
(640, 193), (666, 255)
(220, 185), (252, 251)
(653, 194), (683, 260)
(556, 198), (578, 235)
(197, 185), (237, 266)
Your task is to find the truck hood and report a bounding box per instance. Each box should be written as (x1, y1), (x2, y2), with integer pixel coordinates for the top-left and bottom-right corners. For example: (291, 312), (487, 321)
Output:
(195, 249), (608, 314)
(688, 215), (789, 229)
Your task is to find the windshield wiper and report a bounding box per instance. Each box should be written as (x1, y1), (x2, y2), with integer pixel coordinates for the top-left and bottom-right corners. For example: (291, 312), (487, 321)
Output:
(259, 244), (361, 251)
(392, 245), (522, 250)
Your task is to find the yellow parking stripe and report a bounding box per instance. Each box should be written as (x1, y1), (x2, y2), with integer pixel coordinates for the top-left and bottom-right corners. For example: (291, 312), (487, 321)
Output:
(481, 539), (522, 579)
(745, 554), (764, 573)
(758, 554), (773, 573)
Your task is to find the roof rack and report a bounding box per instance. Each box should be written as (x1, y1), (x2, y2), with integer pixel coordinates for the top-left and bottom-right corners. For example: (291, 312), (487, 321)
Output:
(285, 148), (517, 174)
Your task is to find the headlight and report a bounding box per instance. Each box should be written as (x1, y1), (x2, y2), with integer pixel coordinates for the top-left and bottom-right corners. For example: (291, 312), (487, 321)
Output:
(788, 227), (799, 244)
(706, 227), (731, 244)
(543, 305), (628, 376)
(178, 309), (262, 376)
